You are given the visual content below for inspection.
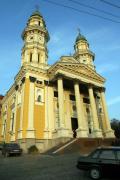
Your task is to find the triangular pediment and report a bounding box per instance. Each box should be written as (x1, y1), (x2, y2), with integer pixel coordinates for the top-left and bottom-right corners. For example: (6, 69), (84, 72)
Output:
(48, 62), (105, 84)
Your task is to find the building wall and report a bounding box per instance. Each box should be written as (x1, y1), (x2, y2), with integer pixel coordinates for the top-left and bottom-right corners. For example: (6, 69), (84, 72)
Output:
(34, 104), (45, 139)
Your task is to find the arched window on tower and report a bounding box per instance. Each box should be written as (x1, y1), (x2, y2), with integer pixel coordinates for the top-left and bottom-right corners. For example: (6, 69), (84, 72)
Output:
(30, 53), (32, 62)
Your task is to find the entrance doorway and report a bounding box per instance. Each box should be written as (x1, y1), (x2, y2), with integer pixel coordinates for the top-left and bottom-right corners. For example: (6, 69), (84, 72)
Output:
(71, 118), (78, 138)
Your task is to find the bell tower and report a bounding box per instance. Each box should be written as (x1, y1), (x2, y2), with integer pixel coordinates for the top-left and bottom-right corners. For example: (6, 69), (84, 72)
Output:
(21, 10), (50, 69)
(74, 31), (95, 70)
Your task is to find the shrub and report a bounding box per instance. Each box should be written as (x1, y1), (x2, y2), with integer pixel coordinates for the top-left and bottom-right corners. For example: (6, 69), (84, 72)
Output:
(28, 145), (39, 154)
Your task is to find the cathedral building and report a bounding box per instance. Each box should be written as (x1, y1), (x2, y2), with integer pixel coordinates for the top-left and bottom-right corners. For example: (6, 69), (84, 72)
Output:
(0, 10), (114, 152)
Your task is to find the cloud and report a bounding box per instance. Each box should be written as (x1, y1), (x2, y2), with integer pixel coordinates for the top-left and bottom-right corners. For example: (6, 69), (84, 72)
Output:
(107, 96), (120, 107)
(97, 63), (120, 74)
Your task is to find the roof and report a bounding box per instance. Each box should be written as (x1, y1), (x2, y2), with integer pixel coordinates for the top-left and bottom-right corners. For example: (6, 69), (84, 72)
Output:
(76, 32), (88, 43)
(30, 10), (43, 18)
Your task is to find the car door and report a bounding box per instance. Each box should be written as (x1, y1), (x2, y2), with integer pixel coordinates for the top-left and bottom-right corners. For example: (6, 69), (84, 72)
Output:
(115, 150), (120, 171)
(97, 150), (117, 173)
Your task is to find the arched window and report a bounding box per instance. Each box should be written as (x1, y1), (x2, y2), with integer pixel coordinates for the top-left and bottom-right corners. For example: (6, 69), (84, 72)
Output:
(37, 95), (41, 102)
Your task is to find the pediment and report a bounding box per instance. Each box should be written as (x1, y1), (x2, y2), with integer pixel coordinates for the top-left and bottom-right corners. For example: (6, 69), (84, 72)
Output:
(48, 62), (105, 84)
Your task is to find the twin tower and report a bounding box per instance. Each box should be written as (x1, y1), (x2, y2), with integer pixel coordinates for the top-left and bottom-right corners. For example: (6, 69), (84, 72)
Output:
(21, 10), (95, 70)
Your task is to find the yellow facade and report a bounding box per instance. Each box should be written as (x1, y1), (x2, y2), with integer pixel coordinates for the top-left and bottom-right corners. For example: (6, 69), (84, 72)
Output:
(0, 10), (114, 152)
(22, 78), (30, 139)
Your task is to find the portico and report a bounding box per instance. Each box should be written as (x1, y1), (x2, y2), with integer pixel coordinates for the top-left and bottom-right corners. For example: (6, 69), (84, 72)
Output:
(48, 67), (113, 138)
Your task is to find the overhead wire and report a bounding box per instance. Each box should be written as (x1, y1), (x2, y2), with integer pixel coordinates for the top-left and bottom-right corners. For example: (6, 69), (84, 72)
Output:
(100, 0), (120, 9)
(68, 0), (120, 18)
(41, 0), (120, 24)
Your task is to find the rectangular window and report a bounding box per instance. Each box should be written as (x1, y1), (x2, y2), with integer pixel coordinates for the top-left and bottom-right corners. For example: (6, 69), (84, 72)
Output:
(70, 94), (75, 101)
(54, 91), (58, 97)
(99, 150), (115, 160)
(91, 150), (100, 158)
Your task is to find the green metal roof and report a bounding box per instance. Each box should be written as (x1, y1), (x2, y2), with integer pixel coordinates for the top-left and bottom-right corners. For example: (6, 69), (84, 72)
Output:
(76, 32), (87, 43)
(30, 10), (43, 18)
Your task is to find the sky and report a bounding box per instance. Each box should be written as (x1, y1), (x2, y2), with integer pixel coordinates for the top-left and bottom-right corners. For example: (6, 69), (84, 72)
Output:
(0, 0), (120, 120)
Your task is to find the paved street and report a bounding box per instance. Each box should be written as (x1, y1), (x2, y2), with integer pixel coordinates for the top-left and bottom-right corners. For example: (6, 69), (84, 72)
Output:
(0, 152), (118, 180)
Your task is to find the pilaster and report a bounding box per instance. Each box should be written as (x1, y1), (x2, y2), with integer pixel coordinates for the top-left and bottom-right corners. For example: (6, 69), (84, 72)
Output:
(17, 82), (25, 139)
(44, 85), (54, 139)
(10, 89), (18, 142)
(26, 76), (36, 138)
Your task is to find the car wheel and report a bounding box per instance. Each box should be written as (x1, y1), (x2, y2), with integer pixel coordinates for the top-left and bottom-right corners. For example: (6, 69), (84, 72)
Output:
(89, 167), (101, 180)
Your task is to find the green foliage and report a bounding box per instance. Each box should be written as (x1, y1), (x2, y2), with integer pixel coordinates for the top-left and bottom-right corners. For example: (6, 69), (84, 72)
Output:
(28, 145), (39, 154)
(111, 119), (120, 138)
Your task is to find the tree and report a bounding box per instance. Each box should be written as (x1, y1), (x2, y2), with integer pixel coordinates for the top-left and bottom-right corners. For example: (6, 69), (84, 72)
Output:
(111, 119), (120, 138)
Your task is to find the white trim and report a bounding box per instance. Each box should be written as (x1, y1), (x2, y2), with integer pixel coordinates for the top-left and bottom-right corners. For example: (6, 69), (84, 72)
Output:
(53, 139), (77, 154)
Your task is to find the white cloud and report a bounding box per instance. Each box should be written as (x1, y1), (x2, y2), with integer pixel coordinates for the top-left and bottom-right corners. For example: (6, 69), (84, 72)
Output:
(97, 63), (120, 74)
(107, 96), (120, 107)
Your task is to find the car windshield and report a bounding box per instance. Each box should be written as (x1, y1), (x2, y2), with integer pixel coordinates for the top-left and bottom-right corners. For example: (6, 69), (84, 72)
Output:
(5, 144), (20, 148)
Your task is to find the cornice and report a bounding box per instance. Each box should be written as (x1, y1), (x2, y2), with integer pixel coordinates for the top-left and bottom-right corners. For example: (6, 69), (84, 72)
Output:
(48, 63), (105, 85)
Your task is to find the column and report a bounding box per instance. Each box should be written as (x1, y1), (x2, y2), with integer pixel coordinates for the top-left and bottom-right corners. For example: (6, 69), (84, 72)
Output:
(88, 85), (102, 137)
(26, 76), (36, 138)
(58, 76), (64, 128)
(100, 88), (114, 137)
(57, 76), (70, 137)
(74, 81), (88, 137)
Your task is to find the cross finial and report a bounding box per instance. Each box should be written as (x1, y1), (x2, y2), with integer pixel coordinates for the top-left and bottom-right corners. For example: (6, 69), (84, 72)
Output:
(77, 28), (81, 35)
(35, 4), (39, 11)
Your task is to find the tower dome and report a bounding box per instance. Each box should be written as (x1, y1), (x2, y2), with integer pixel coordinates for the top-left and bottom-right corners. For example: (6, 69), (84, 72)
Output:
(74, 31), (95, 70)
(21, 10), (50, 68)
(30, 10), (43, 17)
(75, 32), (87, 43)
